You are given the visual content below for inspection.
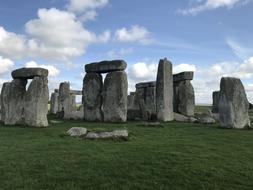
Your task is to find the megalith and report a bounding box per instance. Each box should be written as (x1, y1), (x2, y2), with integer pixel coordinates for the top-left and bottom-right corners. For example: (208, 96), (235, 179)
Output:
(218, 77), (250, 129)
(173, 72), (195, 117)
(50, 90), (59, 114)
(156, 58), (174, 121)
(58, 82), (73, 119)
(0, 79), (26, 125)
(103, 71), (128, 122)
(212, 91), (220, 113)
(82, 73), (103, 121)
(24, 76), (49, 127)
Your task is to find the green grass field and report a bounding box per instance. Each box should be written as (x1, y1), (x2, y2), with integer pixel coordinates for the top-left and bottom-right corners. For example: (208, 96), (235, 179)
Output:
(0, 108), (253, 190)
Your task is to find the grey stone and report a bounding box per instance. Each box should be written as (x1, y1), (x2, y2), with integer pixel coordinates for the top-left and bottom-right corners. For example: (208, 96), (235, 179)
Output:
(82, 73), (103, 121)
(85, 129), (128, 139)
(135, 81), (156, 89)
(197, 116), (216, 124)
(127, 109), (142, 121)
(50, 92), (59, 114)
(85, 60), (127, 74)
(67, 127), (87, 137)
(0, 79), (26, 125)
(212, 91), (220, 113)
(249, 102), (253, 110)
(24, 77), (49, 127)
(12, 68), (48, 79)
(174, 112), (197, 123)
(218, 77), (250, 129)
(103, 71), (128, 122)
(174, 80), (195, 116)
(173, 72), (194, 82)
(156, 58), (174, 121)
(70, 90), (82, 95)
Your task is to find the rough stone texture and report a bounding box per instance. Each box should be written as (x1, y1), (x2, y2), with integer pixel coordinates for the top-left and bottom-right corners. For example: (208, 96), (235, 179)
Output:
(135, 81), (156, 89)
(58, 82), (73, 119)
(67, 127), (87, 137)
(174, 80), (195, 116)
(173, 72), (194, 82)
(103, 71), (128, 122)
(218, 77), (250, 129)
(156, 58), (174, 121)
(212, 91), (220, 113)
(85, 129), (128, 139)
(24, 77), (49, 127)
(197, 116), (216, 124)
(174, 112), (197, 123)
(50, 92), (59, 114)
(83, 73), (103, 121)
(70, 94), (76, 109)
(127, 109), (142, 121)
(0, 79), (26, 125)
(70, 90), (82, 95)
(249, 102), (253, 110)
(85, 60), (127, 74)
(12, 68), (48, 79)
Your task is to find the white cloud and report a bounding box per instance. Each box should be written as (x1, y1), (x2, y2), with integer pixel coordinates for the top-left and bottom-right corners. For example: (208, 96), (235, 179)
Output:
(67, 0), (108, 13)
(0, 8), (110, 62)
(0, 56), (14, 75)
(25, 61), (60, 77)
(107, 48), (133, 58)
(226, 38), (253, 59)
(179, 0), (250, 15)
(115, 25), (153, 45)
(173, 63), (197, 74)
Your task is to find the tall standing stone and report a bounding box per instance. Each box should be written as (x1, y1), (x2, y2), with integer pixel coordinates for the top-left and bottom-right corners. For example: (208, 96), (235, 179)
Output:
(59, 82), (73, 119)
(174, 80), (195, 116)
(212, 91), (220, 113)
(24, 77), (49, 127)
(0, 79), (27, 125)
(156, 58), (174, 121)
(218, 77), (250, 129)
(82, 73), (103, 121)
(103, 71), (128, 122)
(50, 91), (59, 114)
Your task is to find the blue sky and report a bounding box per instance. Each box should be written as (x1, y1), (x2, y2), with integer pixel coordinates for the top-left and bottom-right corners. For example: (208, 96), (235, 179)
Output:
(0, 0), (253, 103)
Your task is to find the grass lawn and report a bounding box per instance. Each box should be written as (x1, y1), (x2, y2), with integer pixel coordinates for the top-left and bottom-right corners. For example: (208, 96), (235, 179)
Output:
(0, 109), (253, 189)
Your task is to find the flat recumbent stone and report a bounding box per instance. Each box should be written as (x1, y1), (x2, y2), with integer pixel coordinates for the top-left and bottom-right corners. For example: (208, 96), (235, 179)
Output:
(85, 60), (127, 73)
(12, 68), (48, 79)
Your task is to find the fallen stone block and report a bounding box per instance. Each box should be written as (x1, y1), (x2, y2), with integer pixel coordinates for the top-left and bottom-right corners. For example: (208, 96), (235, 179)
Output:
(85, 60), (127, 74)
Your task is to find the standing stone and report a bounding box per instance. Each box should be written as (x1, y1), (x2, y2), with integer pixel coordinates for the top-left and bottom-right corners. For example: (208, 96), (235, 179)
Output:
(50, 92), (59, 114)
(212, 91), (220, 113)
(218, 77), (250, 129)
(156, 58), (174, 121)
(174, 80), (195, 116)
(24, 77), (49, 127)
(103, 71), (128, 122)
(82, 73), (103, 121)
(70, 94), (76, 110)
(58, 82), (73, 119)
(0, 79), (27, 125)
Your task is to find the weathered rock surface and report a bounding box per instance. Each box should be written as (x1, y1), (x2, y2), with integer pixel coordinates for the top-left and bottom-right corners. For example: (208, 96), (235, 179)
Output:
(174, 112), (197, 123)
(58, 82), (72, 119)
(85, 60), (127, 74)
(218, 77), (250, 129)
(135, 81), (156, 89)
(24, 77), (49, 127)
(103, 71), (128, 122)
(50, 92), (59, 114)
(127, 109), (142, 121)
(67, 127), (87, 137)
(174, 80), (195, 116)
(12, 68), (48, 79)
(156, 58), (174, 121)
(85, 129), (128, 139)
(212, 91), (220, 113)
(197, 116), (216, 124)
(70, 90), (82, 95)
(83, 73), (103, 121)
(0, 79), (26, 125)
(173, 72), (194, 82)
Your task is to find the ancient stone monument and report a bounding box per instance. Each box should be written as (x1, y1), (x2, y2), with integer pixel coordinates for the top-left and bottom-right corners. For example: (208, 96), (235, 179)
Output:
(50, 89), (59, 114)
(0, 68), (49, 127)
(156, 58), (174, 121)
(173, 72), (195, 116)
(218, 77), (250, 129)
(57, 82), (83, 119)
(212, 91), (220, 113)
(83, 60), (128, 122)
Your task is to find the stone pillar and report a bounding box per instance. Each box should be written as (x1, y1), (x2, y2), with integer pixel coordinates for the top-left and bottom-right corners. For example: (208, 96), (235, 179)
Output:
(59, 82), (72, 119)
(24, 77), (49, 127)
(156, 58), (174, 121)
(103, 71), (128, 122)
(218, 77), (250, 129)
(212, 91), (220, 113)
(50, 91), (59, 114)
(82, 73), (103, 121)
(0, 79), (27, 125)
